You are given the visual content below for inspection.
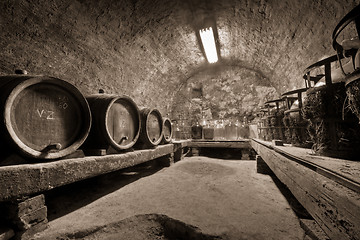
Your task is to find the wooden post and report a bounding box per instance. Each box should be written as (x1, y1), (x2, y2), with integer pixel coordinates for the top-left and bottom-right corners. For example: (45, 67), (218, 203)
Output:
(256, 155), (272, 174)
(156, 153), (174, 167)
(173, 142), (184, 162)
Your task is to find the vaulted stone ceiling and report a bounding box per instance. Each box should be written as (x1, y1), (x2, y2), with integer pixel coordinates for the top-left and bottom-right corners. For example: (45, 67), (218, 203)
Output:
(0, 0), (359, 118)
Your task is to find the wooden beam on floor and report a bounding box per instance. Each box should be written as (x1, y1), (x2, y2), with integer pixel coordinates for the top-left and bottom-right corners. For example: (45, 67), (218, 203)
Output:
(0, 144), (175, 202)
(189, 140), (251, 149)
(251, 139), (360, 240)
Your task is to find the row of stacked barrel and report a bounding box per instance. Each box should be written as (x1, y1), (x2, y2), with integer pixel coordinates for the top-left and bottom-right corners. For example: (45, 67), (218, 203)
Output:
(257, 4), (360, 160)
(257, 88), (310, 147)
(0, 72), (173, 162)
(257, 88), (310, 148)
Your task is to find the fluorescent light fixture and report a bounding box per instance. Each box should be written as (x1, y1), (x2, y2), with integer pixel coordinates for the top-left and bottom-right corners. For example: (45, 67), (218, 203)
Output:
(199, 27), (218, 63)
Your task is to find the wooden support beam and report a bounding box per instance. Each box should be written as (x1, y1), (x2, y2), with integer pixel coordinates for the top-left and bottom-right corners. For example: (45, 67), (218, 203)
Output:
(0, 144), (174, 202)
(251, 139), (360, 240)
(156, 153), (174, 167)
(188, 140), (251, 149)
(256, 155), (272, 175)
(173, 140), (190, 162)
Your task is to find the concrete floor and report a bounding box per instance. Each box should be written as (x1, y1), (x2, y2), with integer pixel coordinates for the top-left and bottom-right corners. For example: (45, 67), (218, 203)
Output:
(33, 156), (306, 240)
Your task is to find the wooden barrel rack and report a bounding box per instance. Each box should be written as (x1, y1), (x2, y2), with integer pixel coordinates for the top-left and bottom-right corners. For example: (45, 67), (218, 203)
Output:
(302, 55), (360, 159)
(281, 88), (310, 147)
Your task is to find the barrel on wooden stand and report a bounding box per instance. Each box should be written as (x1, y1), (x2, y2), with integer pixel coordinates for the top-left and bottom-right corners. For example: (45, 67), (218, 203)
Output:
(256, 108), (269, 141)
(135, 108), (164, 148)
(332, 4), (360, 123)
(161, 117), (173, 144)
(0, 74), (92, 160)
(281, 88), (310, 147)
(82, 94), (141, 154)
(302, 54), (360, 159)
(264, 99), (286, 142)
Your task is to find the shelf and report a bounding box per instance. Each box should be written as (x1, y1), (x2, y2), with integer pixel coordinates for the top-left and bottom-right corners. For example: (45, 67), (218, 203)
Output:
(251, 139), (360, 240)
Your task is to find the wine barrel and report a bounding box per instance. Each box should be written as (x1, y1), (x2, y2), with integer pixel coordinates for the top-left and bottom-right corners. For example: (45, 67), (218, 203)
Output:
(137, 108), (163, 147)
(0, 75), (92, 159)
(82, 94), (141, 151)
(161, 118), (173, 144)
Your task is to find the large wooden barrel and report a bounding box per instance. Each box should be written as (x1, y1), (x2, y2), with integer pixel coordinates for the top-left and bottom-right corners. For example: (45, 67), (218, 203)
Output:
(137, 108), (163, 147)
(82, 94), (141, 151)
(161, 118), (173, 144)
(0, 75), (92, 159)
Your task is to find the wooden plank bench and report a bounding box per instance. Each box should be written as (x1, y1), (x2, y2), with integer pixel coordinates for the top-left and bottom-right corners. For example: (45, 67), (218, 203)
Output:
(0, 141), (190, 240)
(188, 140), (252, 159)
(251, 139), (360, 240)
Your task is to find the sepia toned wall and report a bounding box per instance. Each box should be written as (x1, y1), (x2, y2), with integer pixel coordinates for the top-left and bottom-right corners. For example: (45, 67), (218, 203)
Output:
(0, 0), (359, 120)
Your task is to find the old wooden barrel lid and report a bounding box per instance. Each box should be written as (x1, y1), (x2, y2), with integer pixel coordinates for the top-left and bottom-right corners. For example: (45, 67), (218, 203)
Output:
(104, 96), (141, 150)
(3, 76), (91, 159)
(162, 118), (173, 143)
(140, 108), (163, 146)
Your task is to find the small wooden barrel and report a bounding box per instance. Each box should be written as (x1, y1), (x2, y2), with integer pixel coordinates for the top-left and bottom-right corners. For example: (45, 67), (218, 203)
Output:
(83, 94), (141, 151)
(0, 75), (92, 159)
(137, 108), (163, 147)
(161, 118), (173, 144)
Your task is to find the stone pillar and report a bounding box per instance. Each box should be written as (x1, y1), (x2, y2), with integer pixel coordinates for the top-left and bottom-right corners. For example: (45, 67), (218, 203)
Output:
(5, 194), (48, 240)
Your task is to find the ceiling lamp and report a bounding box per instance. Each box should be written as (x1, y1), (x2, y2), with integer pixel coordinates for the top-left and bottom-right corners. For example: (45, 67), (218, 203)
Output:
(199, 27), (218, 64)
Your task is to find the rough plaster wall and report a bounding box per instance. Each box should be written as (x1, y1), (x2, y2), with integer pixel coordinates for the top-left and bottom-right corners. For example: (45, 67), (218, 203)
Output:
(216, 0), (360, 93)
(0, 0), (200, 115)
(0, 0), (359, 118)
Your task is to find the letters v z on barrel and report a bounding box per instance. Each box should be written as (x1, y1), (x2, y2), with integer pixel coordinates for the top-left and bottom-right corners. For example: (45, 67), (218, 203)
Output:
(2, 75), (92, 160)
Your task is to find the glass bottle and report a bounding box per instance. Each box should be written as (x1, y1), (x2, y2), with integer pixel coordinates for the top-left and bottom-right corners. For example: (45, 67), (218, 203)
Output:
(203, 120), (214, 140)
(213, 120), (220, 140)
(242, 116), (250, 139)
(174, 121), (181, 140)
(225, 119), (231, 140)
(200, 117), (207, 139)
(236, 119), (242, 139)
(219, 119), (225, 140)
(227, 119), (237, 140)
(234, 119), (240, 140)
(191, 121), (203, 139)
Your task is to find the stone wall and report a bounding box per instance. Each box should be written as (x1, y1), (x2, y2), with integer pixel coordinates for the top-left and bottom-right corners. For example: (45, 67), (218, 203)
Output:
(0, 0), (359, 119)
(171, 64), (278, 127)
